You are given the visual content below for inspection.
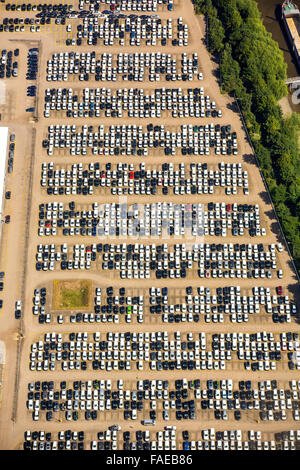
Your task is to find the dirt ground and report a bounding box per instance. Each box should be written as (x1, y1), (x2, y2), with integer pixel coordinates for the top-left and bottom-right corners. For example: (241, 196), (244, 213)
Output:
(0, 0), (299, 450)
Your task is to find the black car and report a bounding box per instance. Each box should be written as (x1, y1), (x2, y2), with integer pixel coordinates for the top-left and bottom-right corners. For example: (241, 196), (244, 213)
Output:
(15, 309), (21, 319)
(260, 411), (267, 421)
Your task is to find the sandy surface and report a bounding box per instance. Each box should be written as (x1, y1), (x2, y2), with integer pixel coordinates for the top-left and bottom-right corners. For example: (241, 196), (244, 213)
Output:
(0, 0), (299, 450)
(279, 95), (294, 116)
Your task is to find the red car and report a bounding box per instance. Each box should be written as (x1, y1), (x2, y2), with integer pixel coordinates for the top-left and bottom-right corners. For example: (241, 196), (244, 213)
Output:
(277, 286), (283, 295)
(226, 204), (231, 212)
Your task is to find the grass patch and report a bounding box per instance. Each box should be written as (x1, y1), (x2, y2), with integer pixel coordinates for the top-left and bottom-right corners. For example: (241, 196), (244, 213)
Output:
(52, 280), (92, 310)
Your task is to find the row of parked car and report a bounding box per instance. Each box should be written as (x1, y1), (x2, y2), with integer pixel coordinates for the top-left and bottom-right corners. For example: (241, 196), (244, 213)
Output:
(31, 281), (296, 326)
(73, 16), (188, 47)
(41, 161), (247, 197)
(149, 284), (296, 325)
(46, 51), (202, 82)
(27, 48), (39, 81)
(4, 3), (72, 13)
(33, 284), (144, 324)
(44, 86), (222, 119)
(22, 427), (300, 451)
(181, 428), (299, 451)
(27, 85), (36, 97)
(44, 123), (237, 157)
(33, 278), (297, 323)
(78, 0), (175, 12)
(0, 49), (18, 79)
(34, 241), (282, 280)
(0, 17), (45, 33)
(7, 132), (15, 175)
(37, 200), (266, 238)
(28, 329), (300, 374)
(25, 377), (300, 424)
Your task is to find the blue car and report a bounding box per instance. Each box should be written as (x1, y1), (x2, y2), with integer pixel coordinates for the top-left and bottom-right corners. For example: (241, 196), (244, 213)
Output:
(183, 442), (190, 451)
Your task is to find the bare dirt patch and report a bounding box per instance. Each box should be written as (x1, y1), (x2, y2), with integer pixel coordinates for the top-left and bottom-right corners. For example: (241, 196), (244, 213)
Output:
(52, 280), (92, 311)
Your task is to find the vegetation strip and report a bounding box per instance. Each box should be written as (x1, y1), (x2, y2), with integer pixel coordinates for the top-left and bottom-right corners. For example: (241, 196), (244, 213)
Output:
(194, 0), (300, 274)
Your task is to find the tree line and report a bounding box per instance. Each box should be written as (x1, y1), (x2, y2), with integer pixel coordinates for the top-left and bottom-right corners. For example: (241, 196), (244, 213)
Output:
(194, 0), (300, 275)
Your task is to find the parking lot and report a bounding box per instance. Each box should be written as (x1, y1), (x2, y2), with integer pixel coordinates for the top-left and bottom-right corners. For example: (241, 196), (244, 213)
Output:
(46, 51), (202, 83)
(41, 161), (248, 197)
(31, 282), (297, 326)
(43, 86), (222, 119)
(25, 377), (300, 425)
(21, 426), (300, 450)
(37, 201), (266, 238)
(77, 0), (177, 13)
(71, 16), (189, 48)
(0, 0), (299, 451)
(43, 123), (237, 157)
(28, 329), (300, 374)
(35, 242), (283, 281)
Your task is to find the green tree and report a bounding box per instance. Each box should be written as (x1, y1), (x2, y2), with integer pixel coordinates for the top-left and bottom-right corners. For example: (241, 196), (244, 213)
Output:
(270, 185), (287, 204)
(207, 12), (225, 53)
(220, 43), (241, 92)
(195, 0), (300, 274)
(277, 153), (295, 183)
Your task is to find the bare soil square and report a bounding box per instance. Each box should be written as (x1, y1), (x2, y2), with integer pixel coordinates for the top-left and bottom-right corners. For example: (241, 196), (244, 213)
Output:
(52, 280), (92, 310)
